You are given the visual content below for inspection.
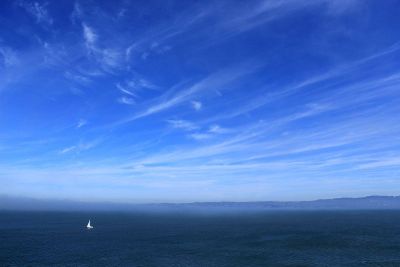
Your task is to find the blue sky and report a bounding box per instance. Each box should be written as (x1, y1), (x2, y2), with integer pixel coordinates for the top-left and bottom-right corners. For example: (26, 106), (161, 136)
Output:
(1, 0), (400, 203)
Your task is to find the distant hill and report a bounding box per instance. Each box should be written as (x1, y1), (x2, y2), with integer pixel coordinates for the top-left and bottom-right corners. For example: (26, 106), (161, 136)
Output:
(1, 195), (400, 211)
(177, 195), (400, 210)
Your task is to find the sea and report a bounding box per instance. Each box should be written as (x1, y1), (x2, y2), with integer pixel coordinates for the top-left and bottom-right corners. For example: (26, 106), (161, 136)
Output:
(1, 210), (400, 266)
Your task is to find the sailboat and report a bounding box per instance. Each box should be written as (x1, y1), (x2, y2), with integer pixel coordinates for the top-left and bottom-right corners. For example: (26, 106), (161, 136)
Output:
(86, 220), (93, 229)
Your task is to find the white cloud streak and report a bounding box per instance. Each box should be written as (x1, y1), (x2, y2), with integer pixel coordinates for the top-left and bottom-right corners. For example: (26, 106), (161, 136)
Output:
(115, 63), (260, 124)
(118, 96), (136, 105)
(191, 100), (202, 111)
(77, 119), (87, 128)
(59, 139), (101, 154)
(82, 23), (97, 49)
(19, 1), (53, 25)
(0, 47), (19, 67)
(167, 119), (199, 131)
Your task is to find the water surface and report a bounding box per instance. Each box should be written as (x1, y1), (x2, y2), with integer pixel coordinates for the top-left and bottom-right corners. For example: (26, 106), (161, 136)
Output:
(1, 210), (400, 266)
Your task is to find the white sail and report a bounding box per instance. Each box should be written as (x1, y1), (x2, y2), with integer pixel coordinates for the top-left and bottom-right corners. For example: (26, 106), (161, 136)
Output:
(86, 220), (93, 229)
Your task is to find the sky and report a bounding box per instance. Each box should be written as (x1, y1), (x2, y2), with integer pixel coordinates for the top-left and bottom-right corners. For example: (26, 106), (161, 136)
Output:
(0, 0), (400, 203)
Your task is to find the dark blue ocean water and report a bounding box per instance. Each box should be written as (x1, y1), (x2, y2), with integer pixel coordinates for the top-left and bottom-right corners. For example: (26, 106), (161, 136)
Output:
(1, 210), (400, 266)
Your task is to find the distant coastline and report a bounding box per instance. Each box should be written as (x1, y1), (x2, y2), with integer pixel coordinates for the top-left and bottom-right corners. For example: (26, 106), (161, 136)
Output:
(1, 195), (400, 211)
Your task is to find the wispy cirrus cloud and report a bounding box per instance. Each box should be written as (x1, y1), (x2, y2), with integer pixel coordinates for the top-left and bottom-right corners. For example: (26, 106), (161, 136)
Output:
(77, 119), (87, 128)
(191, 100), (202, 111)
(189, 132), (213, 141)
(208, 124), (230, 134)
(0, 47), (19, 68)
(122, 0), (359, 63)
(117, 84), (136, 98)
(116, 78), (158, 100)
(64, 71), (91, 86)
(167, 119), (198, 131)
(137, 98), (400, 169)
(118, 96), (136, 105)
(80, 22), (123, 72)
(115, 63), (260, 124)
(59, 139), (101, 155)
(82, 23), (97, 51)
(199, 43), (400, 124)
(18, 1), (53, 25)
(188, 124), (231, 141)
(357, 157), (400, 170)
